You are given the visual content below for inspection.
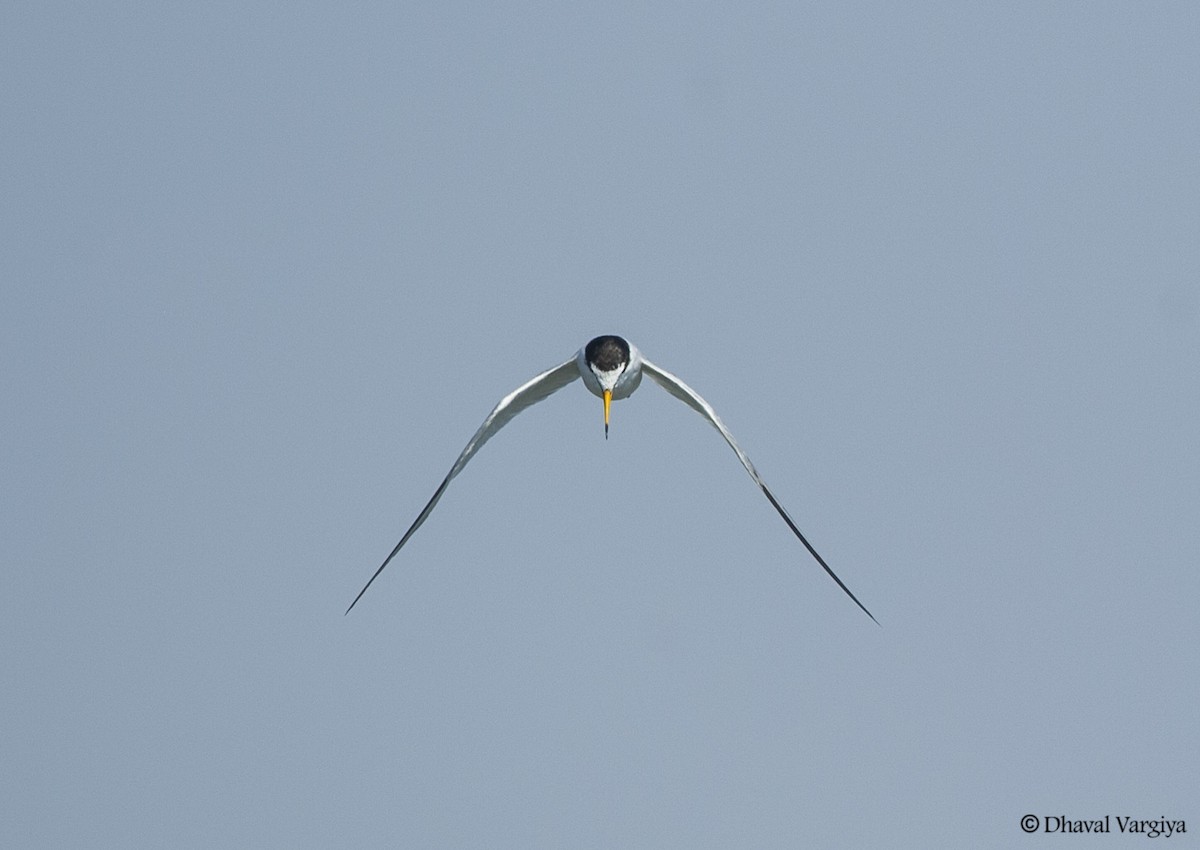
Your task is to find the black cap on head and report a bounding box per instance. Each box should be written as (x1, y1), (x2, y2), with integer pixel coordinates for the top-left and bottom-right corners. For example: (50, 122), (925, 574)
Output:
(584, 335), (630, 372)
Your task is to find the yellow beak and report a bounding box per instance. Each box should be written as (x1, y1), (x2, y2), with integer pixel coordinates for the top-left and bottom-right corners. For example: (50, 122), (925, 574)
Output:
(603, 388), (612, 439)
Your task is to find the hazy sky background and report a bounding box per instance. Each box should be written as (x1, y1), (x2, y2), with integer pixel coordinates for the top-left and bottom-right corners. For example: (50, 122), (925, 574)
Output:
(3, 3), (1198, 847)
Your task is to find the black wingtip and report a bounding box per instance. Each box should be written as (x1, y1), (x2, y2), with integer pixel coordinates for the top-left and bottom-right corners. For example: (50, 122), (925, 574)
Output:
(344, 585), (369, 616)
(344, 536), (407, 615)
(759, 483), (880, 626)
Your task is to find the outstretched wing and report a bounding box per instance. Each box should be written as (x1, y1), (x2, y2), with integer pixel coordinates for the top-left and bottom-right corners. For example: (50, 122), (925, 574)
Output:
(346, 357), (581, 614)
(640, 359), (878, 624)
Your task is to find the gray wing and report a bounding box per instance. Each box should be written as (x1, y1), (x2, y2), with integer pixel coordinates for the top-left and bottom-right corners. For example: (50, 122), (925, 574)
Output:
(640, 359), (878, 624)
(346, 357), (581, 614)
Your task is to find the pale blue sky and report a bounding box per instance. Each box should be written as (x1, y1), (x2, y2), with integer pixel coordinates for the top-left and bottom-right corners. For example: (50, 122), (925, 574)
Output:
(3, 3), (1198, 847)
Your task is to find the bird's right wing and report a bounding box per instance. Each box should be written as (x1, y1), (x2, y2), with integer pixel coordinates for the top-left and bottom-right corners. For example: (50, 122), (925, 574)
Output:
(345, 357), (581, 614)
(641, 358), (878, 624)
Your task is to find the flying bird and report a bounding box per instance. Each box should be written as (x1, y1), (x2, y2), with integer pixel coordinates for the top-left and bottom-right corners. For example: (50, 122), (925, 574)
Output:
(346, 335), (877, 623)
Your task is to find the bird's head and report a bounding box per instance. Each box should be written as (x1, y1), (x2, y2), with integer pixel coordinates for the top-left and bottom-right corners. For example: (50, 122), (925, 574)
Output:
(583, 335), (632, 439)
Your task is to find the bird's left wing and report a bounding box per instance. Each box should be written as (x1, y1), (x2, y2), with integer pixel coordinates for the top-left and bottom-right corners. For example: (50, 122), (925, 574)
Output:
(345, 357), (581, 614)
(640, 359), (878, 624)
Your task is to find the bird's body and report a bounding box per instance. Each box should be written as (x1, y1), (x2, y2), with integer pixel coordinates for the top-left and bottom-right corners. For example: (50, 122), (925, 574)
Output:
(345, 334), (877, 623)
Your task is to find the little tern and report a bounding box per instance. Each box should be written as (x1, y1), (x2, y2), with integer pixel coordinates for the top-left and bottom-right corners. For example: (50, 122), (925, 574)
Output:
(346, 335), (877, 623)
